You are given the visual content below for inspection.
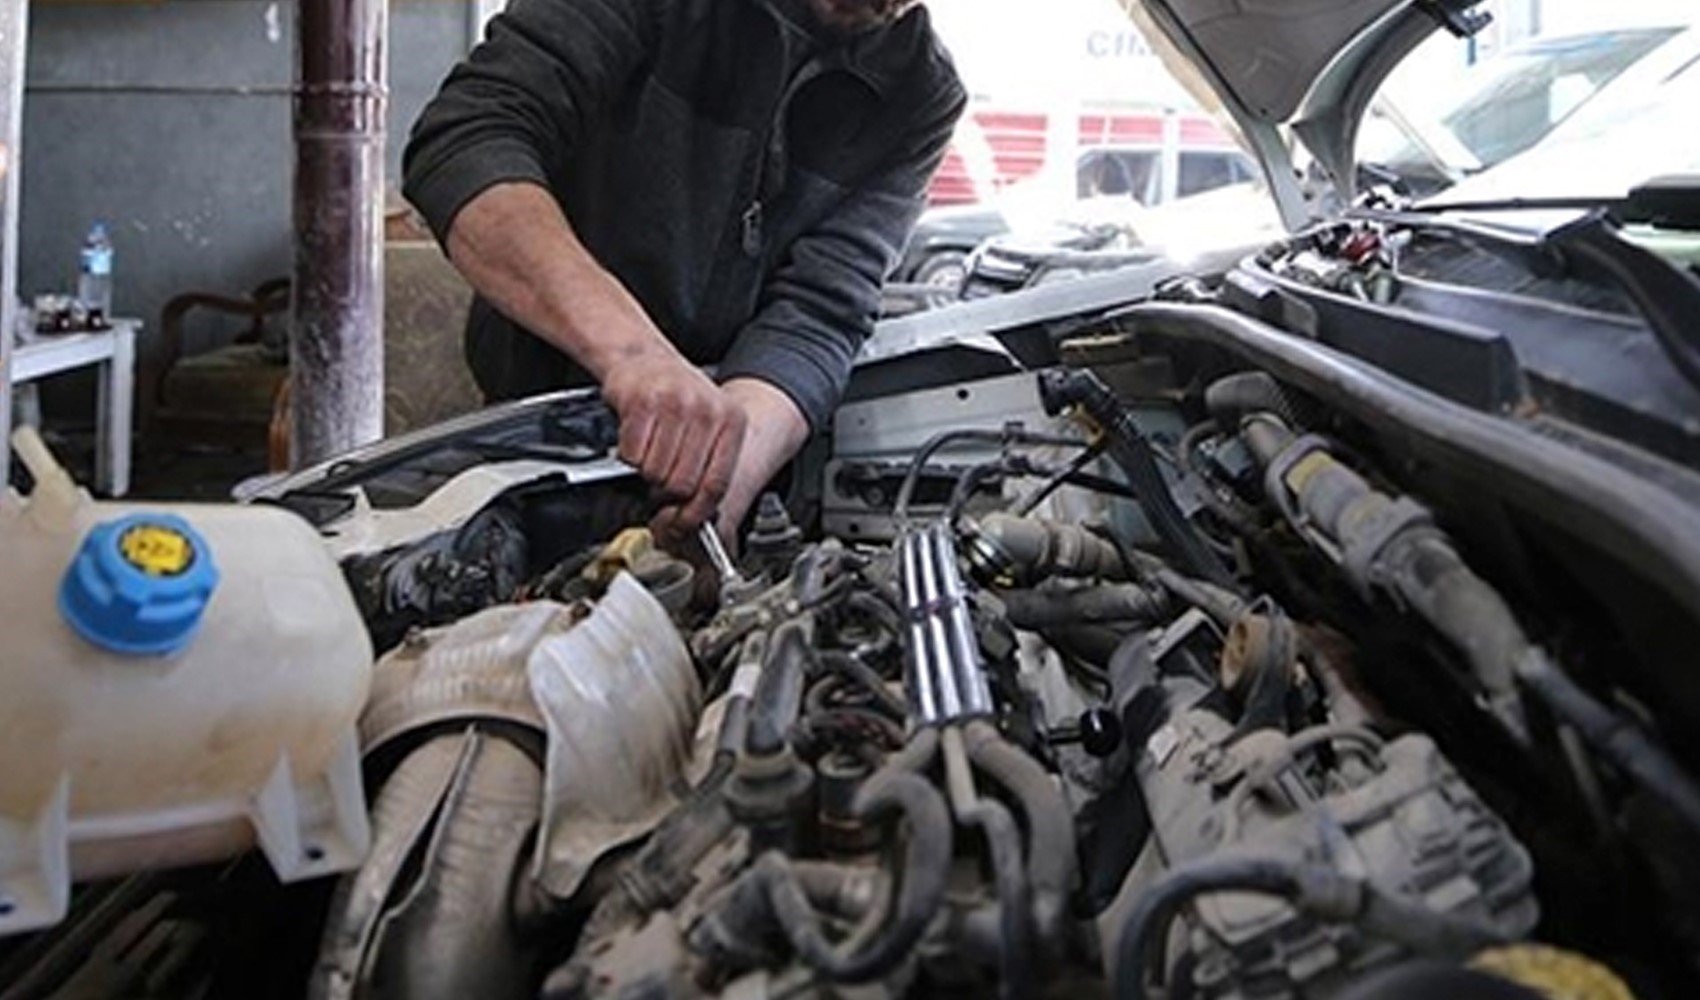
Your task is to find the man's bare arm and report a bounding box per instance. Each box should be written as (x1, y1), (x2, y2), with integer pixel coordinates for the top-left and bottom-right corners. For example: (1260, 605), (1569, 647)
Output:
(444, 182), (745, 529)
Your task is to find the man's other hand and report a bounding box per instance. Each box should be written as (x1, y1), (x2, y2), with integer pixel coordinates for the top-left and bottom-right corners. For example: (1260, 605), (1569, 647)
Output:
(603, 349), (747, 532)
(651, 377), (810, 550)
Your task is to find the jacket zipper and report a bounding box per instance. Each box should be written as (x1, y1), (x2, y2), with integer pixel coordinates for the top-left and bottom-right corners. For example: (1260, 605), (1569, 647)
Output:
(741, 201), (765, 257)
(740, 23), (827, 259)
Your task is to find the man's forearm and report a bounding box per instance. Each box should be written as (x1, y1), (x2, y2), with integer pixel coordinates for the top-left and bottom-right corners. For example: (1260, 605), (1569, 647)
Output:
(446, 181), (748, 532)
(444, 181), (678, 378)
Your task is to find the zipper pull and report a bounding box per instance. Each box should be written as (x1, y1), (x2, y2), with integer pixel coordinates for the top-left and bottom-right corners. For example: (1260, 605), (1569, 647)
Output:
(741, 201), (764, 257)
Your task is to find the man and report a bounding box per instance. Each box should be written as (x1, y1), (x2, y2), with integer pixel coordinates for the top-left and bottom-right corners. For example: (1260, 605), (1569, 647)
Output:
(403, 0), (964, 541)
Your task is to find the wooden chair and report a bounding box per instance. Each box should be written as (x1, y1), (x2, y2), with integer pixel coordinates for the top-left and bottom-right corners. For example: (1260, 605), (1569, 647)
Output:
(145, 277), (292, 470)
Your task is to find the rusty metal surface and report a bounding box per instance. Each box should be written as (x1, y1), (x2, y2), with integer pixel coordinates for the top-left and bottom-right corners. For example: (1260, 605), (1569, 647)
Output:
(291, 0), (389, 466)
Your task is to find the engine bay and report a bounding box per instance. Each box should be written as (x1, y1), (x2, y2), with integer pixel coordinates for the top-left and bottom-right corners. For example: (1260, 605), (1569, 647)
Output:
(7, 211), (1700, 1000)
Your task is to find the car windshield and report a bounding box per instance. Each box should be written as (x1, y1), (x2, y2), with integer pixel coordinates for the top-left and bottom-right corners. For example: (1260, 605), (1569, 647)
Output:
(1439, 29), (1676, 165)
(1427, 38), (1700, 204)
(1357, 9), (1692, 195)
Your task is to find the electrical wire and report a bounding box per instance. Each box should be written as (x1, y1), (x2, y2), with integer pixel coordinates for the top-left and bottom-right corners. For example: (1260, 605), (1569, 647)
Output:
(892, 426), (1085, 523)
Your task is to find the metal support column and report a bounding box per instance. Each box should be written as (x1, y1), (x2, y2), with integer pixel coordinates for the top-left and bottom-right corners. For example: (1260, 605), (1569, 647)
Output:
(0, 3), (28, 494)
(291, 0), (389, 467)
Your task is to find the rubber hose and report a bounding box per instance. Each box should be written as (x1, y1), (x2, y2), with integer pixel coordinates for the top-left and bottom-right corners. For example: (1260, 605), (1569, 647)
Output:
(846, 589), (905, 638)
(1038, 368), (1233, 587)
(760, 769), (954, 981)
(1516, 649), (1700, 834)
(1110, 425), (1232, 585)
(1384, 534), (1527, 726)
(960, 795), (1034, 1000)
(894, 429), (1009, 522)
(616, 766), (735, 919)
(947, 460), (1011, 523)
(790, 860), (883, 923)
(1042, 623), (1129, 668)
(1240, 415), (1296, 468)
(1205, 372), (1314, 429)
(1112, 856), (1509, 1000)
(1245, 421), (1527, 731)
(1154, 569), (1247, 626)
(888, 726), (941, 774)
(963, 721), (1077, 949)
(976, 513), (1131, 582)
(819, 650), (907, 718)
(747, 620), (812, 756)
(791, 544), (837, 607)
(999, 583), (1169, 630)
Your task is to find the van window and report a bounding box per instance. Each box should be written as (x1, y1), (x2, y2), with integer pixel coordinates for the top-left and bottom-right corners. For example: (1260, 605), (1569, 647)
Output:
(1177, 152), (1244, 198)
(1077, 149), (1160, 202)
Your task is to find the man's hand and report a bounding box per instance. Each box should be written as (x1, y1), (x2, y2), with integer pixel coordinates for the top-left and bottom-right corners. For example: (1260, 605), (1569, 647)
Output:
(443, 185), (810, 541)
(445, 183), (749, 529)
(651, 377), (810, 548)
(603, 348), (746, 530)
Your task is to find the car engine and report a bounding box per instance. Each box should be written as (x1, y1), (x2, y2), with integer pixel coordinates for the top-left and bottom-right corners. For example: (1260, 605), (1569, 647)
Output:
(292, 294), (1700, 998)
(8, 211), (1700, 1000)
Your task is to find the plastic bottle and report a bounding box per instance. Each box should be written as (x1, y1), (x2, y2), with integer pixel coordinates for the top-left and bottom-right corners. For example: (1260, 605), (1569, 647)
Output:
(76, 222), (113, 329)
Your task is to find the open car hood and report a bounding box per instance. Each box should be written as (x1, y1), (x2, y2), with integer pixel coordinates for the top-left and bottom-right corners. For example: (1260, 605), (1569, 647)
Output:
(1116, 0), (1489, 228)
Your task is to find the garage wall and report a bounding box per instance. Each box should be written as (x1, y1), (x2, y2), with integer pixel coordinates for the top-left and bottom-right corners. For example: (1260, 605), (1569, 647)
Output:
(19, 0), (476, 373)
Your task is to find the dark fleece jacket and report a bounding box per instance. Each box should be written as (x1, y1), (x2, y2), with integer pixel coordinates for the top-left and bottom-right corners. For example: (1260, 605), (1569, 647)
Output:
(403, 0), (965, 431)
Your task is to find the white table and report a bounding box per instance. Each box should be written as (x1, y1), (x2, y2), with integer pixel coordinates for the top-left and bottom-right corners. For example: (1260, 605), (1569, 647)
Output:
(9, 319), (138, 497)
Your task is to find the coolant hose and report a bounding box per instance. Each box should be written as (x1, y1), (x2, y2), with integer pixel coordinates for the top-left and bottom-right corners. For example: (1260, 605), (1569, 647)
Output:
(1111, 856), (1510, 1000)
(755, 769), (953, 982)
(1037, 368), (1234, 587)
(1251, 417), (1700, 833)
(998, 582), (1170, 630)
(1245, 418), (1528, 733)
(747, 620), (813, 757)
(1384, 534), (1529, 727)
(963, 720), (1077, 949)
(970, 513), (1131, 583)
(958, 794), (1034, 999)
(1204, 371), (1315, 429)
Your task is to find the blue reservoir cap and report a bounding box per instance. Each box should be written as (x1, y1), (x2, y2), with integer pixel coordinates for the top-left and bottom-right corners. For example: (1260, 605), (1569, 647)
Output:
(58, 513), (220, 656)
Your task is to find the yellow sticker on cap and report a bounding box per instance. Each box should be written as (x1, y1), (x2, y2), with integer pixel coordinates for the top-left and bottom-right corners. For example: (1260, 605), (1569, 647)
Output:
(118, 523), (195, 577)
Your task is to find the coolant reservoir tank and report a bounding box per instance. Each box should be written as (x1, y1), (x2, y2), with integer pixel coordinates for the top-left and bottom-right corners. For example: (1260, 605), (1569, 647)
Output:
(0, 430), (372, 936)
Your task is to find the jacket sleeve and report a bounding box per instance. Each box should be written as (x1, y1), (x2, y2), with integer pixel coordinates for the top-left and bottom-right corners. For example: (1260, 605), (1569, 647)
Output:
(402, 0), (662, 244)
(715, 76), (967, 434)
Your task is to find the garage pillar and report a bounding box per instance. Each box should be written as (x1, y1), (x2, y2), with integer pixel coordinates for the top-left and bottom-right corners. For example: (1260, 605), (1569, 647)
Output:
(291, 0), (388, 466)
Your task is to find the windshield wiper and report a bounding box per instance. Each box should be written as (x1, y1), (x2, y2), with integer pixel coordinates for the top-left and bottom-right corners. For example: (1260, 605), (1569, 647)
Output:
(1406, 175), (1700, 229)
(1406, 195), (1622, 215)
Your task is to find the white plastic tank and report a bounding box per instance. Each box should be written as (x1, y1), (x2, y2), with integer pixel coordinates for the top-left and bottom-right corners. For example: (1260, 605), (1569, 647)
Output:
(0, 429), (372, 935)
